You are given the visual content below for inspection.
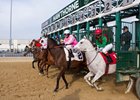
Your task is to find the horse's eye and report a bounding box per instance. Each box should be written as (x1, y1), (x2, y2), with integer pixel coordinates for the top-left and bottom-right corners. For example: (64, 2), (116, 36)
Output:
(80, 42), (83, 44)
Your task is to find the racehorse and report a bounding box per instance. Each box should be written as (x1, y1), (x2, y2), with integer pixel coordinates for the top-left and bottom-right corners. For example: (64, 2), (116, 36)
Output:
(47, 37), (86, 92)
(74, 37), (116, 91)
(23, 40), (54, 77)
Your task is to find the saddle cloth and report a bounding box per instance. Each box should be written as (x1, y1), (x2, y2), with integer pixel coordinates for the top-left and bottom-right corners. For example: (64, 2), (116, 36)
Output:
(100, 52), (117, 74)
(100, 52), (117, 64)
(64, 48), (83, 61)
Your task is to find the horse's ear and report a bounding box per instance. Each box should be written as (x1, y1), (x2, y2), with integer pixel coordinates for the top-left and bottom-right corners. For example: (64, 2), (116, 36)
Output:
(83, 36), (87, 39)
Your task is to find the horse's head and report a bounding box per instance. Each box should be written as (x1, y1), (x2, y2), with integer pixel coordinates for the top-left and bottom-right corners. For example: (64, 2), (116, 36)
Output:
(75, 38), (97, 52)
(23, 45), (32, 56)
(29, 39), (36, 48)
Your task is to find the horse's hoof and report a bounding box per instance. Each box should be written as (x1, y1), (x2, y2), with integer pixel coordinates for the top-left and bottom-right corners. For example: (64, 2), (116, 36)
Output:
(53, 89), (58, 95)
(39, 73), (44, 76)
(53, 91), (57, 96)
(66, 86), (68, 89)
(97, 87), (104, 91)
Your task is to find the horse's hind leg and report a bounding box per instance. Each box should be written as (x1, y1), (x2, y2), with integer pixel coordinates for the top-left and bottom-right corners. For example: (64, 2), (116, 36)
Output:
(91, 71), (104, 91)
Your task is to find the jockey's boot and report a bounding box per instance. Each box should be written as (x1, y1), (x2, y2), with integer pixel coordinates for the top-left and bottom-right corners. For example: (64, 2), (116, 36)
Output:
(106, 55), (113, 64)
(103, 53), (112, 64)
(69, 49), (74, 58)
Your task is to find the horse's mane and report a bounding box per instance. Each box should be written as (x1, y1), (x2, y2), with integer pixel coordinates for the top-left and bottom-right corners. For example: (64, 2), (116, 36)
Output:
(85, 38), (97, 51)
(48, 37), (58, 46)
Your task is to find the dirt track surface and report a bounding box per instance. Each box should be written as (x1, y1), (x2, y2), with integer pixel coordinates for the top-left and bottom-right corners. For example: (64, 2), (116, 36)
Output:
(0, 57), (138, 100)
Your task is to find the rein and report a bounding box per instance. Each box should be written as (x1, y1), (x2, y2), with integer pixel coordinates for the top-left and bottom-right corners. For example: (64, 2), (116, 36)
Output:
(86, 51), (98, 66)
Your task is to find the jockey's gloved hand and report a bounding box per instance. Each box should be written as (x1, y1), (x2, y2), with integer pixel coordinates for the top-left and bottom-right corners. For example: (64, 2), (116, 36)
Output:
(97, 47), (103, 52)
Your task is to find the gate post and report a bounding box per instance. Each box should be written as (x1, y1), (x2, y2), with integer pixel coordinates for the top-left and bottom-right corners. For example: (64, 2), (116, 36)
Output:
(99, 18), (103, 28)
(77, 24), (80, 41)
(115, 12), (121, 51)
(86, 21), (90, 38)
(69, 27), (72, 34)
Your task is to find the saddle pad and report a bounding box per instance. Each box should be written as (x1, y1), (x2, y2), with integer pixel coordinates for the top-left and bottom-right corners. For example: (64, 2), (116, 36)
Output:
(100, 52), (117, 64)
(64, 48), (83, 61)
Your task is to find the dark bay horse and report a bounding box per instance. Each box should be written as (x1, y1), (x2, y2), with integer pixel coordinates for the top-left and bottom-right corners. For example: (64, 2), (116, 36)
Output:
(47, 37), (86, 92)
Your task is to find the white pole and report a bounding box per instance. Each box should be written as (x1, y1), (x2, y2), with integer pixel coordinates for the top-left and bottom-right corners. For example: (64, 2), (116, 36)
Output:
(9, 0), (13, 52)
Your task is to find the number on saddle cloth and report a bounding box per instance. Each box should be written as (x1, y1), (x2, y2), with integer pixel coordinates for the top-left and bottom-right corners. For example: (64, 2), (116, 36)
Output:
(64, 48), (84, 61)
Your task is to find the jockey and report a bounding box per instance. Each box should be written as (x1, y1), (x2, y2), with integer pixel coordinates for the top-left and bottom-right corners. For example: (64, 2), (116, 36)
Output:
(40, 33), (48, 49)
(95, 28), (113, 63)
(63, 29), (78, 57)
(39, 32), (48, 61)
(35, 37), (42, 48)
(64, 29), (78, 48)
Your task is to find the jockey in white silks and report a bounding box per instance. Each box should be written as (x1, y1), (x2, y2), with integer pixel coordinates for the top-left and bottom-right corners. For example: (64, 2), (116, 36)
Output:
(94, 29), (113, 63)
(40, 36), (48, 49)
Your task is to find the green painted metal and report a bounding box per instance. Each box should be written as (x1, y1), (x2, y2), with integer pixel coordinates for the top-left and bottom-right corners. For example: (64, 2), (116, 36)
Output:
(136, 22), (140, 50)
(136, 4), (140, 50)
(69, 27), (72, 34)
(61, 30), (64, 39)
(77, 24), (80, 41)
(86, 21), (90, 38)
(116, 51), (140, 82)
(79, 0), (93, 7)
(115, 12), (121, 51)
(98, 18), (103, 28)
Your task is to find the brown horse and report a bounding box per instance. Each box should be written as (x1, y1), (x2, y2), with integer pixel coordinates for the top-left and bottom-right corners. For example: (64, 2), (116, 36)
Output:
(23, 40), (54, 77)
(47, 37), (86, 92)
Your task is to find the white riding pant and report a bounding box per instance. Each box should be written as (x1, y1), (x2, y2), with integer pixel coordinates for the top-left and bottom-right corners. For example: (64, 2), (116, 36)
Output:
(102, 43), (113, 54)
(65, 45), (73, 50)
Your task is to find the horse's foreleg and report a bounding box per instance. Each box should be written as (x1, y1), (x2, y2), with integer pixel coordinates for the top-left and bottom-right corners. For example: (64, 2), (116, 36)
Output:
(54, 68), (66, 92)
(91, 71), (104, 91)
(62, 73), (68, 89)
(37, 60), (40, 68)
(32, 60), (38, 69)
(84, 72), (94, 86)
(45, 65), (50, 78)
(38, 60), (45, 76)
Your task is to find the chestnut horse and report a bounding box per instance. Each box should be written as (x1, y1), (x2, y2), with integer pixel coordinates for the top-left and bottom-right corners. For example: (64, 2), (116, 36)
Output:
(23, 40), (54, 77)
(47, 37), (86, 92)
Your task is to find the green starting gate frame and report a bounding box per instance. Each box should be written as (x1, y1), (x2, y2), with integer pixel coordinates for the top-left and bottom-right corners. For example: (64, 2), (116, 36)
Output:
(116, 51), (140, 82)
(41, 0), (140, 98)
(41, 0), (140, 83)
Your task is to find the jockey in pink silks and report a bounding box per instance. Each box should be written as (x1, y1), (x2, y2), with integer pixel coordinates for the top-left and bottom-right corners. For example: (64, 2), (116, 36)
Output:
(63, 29), (78, 49)
(63, 29), (78, 57)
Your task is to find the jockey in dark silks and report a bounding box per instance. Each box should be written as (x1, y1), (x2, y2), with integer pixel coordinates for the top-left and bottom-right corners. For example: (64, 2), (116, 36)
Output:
(95, 29), (113, 63)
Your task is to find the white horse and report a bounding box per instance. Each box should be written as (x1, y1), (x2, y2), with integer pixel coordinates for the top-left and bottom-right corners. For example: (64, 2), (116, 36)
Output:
(75, 38), (116, 91)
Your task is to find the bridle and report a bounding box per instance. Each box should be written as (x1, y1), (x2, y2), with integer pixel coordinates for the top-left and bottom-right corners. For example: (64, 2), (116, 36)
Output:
(83, 49), (99, 66)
